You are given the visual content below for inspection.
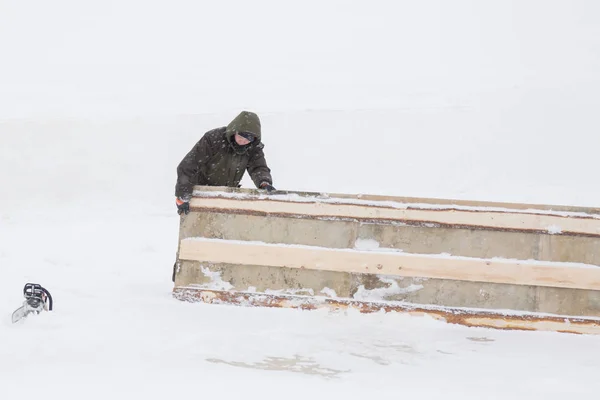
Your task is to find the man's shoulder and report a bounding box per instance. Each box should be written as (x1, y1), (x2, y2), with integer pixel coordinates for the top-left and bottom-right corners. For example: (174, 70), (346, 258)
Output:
(198, 128), (228, 151)
(202, 127), (227, 142)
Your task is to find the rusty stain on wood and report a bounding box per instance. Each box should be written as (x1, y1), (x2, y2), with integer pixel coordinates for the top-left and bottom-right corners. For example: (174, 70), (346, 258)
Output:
(172, 287), (600, 336)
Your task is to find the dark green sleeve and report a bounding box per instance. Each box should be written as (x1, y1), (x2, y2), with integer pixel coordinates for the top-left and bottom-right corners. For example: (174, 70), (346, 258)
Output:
(247, 144), (273, 188)
(175, 136), (213, 198)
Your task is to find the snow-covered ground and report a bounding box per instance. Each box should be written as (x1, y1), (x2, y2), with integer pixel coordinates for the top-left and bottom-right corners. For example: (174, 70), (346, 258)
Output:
(2, 1), (600, 398)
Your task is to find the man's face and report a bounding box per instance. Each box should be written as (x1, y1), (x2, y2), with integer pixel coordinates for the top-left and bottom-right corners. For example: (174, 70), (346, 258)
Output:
(234, 133), (252, 146)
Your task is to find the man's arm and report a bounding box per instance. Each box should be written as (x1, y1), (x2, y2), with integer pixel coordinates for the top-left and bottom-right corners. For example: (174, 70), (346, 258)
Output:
(175, 135), (213, 199)
(247, 143), (273, 189)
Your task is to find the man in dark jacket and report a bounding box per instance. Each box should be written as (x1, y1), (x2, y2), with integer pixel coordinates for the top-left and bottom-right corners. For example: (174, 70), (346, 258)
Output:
(174, 111), (276, 215)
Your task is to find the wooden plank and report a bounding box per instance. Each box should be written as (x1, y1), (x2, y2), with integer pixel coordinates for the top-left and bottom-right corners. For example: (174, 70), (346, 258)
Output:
(173, 288), (600, 335)
(178, 238), (600, 291)
(193, 185), (600, 214)
(189, 196), (600, 237)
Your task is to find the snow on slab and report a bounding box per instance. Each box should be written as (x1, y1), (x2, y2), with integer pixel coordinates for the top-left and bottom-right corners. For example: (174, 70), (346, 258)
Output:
(353, 276), (424, 301)
(354, 238), (384, 251)
(320, 287), (338, 298)
(198, 266), (233, 291)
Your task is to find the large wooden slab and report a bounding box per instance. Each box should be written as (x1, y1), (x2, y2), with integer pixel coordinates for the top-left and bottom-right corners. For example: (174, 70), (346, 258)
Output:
(178, 238), (600, 291)
(189, 195), (600, 237)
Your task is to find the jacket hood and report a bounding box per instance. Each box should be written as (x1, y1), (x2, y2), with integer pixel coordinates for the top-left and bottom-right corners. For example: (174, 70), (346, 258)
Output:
(225, 111), (262, 143)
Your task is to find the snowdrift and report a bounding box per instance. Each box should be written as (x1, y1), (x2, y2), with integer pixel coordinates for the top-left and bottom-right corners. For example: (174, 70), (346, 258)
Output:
(172, 186), (600, 335)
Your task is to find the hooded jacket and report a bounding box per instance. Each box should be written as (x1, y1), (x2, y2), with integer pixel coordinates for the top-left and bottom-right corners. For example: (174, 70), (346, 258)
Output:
(175, 111), (273, 198)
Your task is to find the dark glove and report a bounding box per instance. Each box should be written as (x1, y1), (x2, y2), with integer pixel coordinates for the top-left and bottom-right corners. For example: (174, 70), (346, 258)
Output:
(260, 182), (276, 193)
(176, 197), (190, 215)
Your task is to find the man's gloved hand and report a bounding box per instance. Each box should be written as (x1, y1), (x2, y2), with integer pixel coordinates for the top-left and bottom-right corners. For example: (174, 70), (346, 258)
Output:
(176, 197), (190, 215)
(260, 182), (276, 193)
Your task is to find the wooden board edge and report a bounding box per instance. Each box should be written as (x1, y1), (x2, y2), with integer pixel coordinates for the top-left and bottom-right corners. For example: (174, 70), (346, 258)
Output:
(191, 185), (600, 215)
(172, 287), (600, 335)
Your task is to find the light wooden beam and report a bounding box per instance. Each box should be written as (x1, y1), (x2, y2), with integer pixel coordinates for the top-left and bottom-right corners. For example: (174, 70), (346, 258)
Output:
(179, 238), (600, 291)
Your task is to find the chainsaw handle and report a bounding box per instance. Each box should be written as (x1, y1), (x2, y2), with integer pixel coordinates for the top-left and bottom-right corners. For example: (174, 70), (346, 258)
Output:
(42, 287), (53, 311)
